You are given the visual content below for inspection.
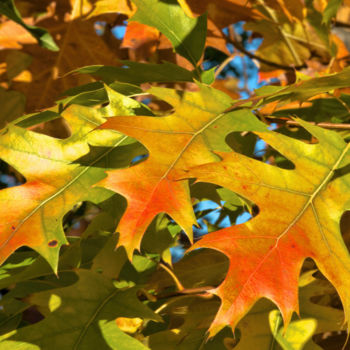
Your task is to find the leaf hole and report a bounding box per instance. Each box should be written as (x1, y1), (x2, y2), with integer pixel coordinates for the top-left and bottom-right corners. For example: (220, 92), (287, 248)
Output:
(74, 142), (148, 169)
(30, 118), (71, 139)
(273, 122), (319, 145)
(341, 211), (350, 250)
(0, 159), (26, 188)
(190, 182), (257, 240)
(138, 94), (174, 114)
(226, 131), (295, 169)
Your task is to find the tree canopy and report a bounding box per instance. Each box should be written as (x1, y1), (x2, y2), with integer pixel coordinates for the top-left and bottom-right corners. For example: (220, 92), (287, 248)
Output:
(0, 0), (350, 349)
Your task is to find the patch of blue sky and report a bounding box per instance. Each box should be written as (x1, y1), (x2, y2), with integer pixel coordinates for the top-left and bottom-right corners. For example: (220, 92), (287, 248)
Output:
(254, 138), (267, 157)
(0, 174), (17, 187)
(131, 154), (148, 165)
(193, 199), (232, 238)
(94, 21), (106, 36)
(170, 246), (185, 263)
(112, 25), (127, 40)
(236, 211), (252, 225)
(194, 199), (218, 212)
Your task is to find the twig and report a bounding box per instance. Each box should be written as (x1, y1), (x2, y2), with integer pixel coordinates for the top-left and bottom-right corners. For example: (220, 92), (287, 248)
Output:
(159, 262), (185, 292)
(327, 92), (350, 116)
(334, 20), (350, 29)
(256, 0), (303, 66)
(215, 54), (237, 78)
(155, 285), (213, 300)
(223, 33), (306, 71)
(264, 117), (350, 130)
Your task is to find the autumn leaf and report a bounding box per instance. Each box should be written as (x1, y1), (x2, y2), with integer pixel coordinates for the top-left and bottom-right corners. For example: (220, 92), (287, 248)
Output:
(176, 0), (264, 27)
(121, 22), (160, 61)
(0, 87), (143, 271)
(97, 84), (266, 258)
(186, 119), (350, 336)
(0, 0), (58, 51)
(88, 0), (136, 18)
(234, 271), (344, 349)
(0, 0), (118, 114)
(245, 13), (329, 69)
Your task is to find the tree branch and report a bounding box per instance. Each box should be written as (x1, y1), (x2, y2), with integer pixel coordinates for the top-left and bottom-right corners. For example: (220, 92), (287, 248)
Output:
(264, 117), (350, 130)
(155, 285), (214, 300)
(223, 34), (306, 71)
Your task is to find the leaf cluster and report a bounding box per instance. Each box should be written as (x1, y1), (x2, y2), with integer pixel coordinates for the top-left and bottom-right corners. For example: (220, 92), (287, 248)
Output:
(0, 1), (350, 349)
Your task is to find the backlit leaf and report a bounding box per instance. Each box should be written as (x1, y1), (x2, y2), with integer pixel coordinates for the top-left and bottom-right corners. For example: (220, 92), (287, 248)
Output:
(130, 0), (206, 66)
(0, 0), (58, 51)
(97, 84), (266, 258)
(0, 89), (144, 271)
(186, 119), (350, 336)
(0, 270), (157, 349)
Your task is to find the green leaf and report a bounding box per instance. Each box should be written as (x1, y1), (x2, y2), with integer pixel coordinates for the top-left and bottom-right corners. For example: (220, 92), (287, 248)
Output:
(5, 51), (32, 81)
(130, 0), (206, 66)
(99, 320), (149, 350)
(58, 82), (143, 108)
(14, 110), (61, 129)
(200, 67), (216, 85)
(258, 67), (350, 105)
(322, 0), (342, 25)
(0, 270), (158, 349)
(74, 61), (195, 84)
(149, 249), (229, 291)
(148, 296), (222, 350)
(0, 88), (25, 128)
(269, 310), (316, 350)
(0, 0), (58, 51)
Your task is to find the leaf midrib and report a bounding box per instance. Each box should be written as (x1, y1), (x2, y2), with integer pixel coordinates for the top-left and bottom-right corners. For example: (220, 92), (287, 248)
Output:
(0, 136), (128, 254)
(135, 0), (197, 66)
(227, 141), (350, 312)
(73, 288), (119, 349)
(129, 109), (233, 240)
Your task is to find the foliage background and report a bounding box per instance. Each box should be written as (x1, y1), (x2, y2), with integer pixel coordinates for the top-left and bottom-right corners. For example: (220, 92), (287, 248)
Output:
(0, 0), (350, 349)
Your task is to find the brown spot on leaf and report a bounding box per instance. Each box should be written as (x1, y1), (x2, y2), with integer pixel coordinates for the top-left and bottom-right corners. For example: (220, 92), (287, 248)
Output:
(48, 240), (58, 247)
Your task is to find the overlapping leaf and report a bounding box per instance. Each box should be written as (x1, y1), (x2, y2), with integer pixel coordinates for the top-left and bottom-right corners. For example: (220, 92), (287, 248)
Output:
(234, 272), (344, 349)
(0, 0), (118, 113)
(186, 119), (350, 336)
(97, 84), (266, 257)
(0, 0), (58, 51)
(0, 269), (158, 349)
(130, 0), (206, 67)
(0, 87), (143, 271)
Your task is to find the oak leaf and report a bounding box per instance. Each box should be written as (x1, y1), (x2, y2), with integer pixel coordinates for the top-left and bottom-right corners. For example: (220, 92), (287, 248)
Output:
(0, 270), (158, 349)
(234, 272), (344, 349)
(0, 87), (142, 271)
(186, 119), (350, 336)
(97, 84), (266, 258)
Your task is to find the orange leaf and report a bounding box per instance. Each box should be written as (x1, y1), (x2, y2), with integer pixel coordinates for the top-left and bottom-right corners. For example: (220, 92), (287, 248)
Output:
(121, 22), (159, 60)
(97, 84), (266, 258)
(0, 92), (140, 270)
(177, 0), (265, 28)
(0, 0), (119, 113)
(186, 119), (350, 336)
